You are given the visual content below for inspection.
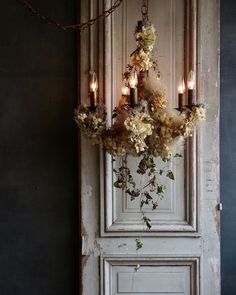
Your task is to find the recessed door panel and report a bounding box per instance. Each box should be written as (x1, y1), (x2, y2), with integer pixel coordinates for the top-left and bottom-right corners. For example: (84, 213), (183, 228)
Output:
(101, 0), (196, 235)
(101, 256), (199, 295)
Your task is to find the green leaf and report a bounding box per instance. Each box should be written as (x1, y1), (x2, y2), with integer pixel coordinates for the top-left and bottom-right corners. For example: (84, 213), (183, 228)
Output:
(140, 200), (145, 208)
(143, 216), (152, 229)
(174, 153), (182, 158)
(166, 170), (175, 180)
(125, 189), (132, 196)
(135, 239), (143, 251)
(157, 185), (166, 195)
(113, 181), (121, 188)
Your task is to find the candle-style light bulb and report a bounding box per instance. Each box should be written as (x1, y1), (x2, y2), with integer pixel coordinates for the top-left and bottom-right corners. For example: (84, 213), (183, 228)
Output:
(121, 86), (129, 96)
(187, 70), (195, 90)
(187, 70), (195, 106)
(89, 71), (98, 109)
(129, 71), (138, 88)
(129, 71), (138, 107)
(178, 79), (185, 111)
(178, 79), (185, 94)
(119, 86), (129, 107)
(90, 71), (98, 92)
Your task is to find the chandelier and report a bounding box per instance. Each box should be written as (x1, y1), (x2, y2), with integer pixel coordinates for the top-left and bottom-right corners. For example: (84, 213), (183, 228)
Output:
(74, 0), (205, 237)
(75, 1), (205, 158)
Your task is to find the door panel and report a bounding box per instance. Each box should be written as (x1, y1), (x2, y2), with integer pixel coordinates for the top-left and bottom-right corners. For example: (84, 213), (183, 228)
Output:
(101, 0), (197, 236)
(79, 0), (220, 294)
(102, 256), (199, 295)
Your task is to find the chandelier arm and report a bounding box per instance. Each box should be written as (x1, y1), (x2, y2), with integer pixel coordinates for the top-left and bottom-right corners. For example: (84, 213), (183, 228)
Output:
(16, 0), (123, 32)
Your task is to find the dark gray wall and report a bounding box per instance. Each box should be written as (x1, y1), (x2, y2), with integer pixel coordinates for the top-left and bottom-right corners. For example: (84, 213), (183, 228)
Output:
(0, 0), (78, 294)
(221, 0), (236, 293)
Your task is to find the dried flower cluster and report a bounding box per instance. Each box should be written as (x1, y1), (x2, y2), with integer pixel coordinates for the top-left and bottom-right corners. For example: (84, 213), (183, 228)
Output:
(74, 105), (106, 144)
(75, 102), (205, 160)
(130, 23), (156, 71)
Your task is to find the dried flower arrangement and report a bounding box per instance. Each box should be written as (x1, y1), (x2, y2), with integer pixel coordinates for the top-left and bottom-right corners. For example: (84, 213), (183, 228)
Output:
(75, 19), (205, 246)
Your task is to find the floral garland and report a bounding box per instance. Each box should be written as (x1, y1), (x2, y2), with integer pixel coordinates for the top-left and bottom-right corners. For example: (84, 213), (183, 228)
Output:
(75, 20), (205, 248)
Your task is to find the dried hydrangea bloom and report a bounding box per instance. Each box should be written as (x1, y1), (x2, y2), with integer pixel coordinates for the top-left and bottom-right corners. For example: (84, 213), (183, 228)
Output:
(136, 24), (156, 52)
(103, 130), (132, 157)
(124, 112), (154, 154)
(190, 105), (206, 121)
(179, 105), (206, 137)
(74, 109), (106, 144)
(130, 49), (153, 71)
(148, 90), (167, 113)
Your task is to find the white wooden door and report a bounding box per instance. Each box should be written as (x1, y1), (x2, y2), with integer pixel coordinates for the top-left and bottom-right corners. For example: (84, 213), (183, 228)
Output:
(78, 0), (220, 294)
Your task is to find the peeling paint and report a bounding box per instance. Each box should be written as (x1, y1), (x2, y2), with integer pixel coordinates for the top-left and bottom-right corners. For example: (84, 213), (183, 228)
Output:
(81, 255), (90, 295)
(214, 205), (220, 239)
(81, 255), (90, 269)
(94, 239), (102, 252)
(84, 184), (93, 199)
(118, 243), (128, 249)
(208, 257), (220, 289)
(81, 224), (87, 236)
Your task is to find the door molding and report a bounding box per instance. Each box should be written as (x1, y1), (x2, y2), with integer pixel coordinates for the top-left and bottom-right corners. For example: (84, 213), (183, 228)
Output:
(101, 255), (200, 295)
(100, 0), (200, 236)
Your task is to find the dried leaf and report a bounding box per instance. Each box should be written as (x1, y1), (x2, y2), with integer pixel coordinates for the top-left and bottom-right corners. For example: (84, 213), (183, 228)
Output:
(152, 201), (158, 210)
(166, 170), (175, 180)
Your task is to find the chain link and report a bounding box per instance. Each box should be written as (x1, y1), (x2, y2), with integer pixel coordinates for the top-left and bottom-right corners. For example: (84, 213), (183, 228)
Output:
(17, 0), (123, 32)
(141, 0), (149, 24)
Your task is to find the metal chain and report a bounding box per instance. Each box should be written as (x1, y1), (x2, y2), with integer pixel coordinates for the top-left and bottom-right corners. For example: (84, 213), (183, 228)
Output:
(17, 0), (123, 32)
(141, 0), (149, 23)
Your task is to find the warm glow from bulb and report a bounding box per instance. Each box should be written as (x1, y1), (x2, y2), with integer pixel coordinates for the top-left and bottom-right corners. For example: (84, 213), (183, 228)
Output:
(90, 71), (98, 92)
(187, 70), (195, 90)
(178, 79), (185, 94)
(121, 86), (129, 96)
(90, 82), (97, 92)
(129, 71), (138, 88)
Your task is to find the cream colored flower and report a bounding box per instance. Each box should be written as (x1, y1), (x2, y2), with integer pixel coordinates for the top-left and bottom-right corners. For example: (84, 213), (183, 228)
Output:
(131, 49), (153, 71)
(75, 110), (106, 144)
(124, 113), (154, 154)
(77, 112), (87, 121)
(191, 105), (206, 121)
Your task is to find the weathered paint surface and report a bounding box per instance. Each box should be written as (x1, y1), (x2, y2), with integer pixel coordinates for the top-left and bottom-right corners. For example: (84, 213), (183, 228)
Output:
(79, 0), (220, 294)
